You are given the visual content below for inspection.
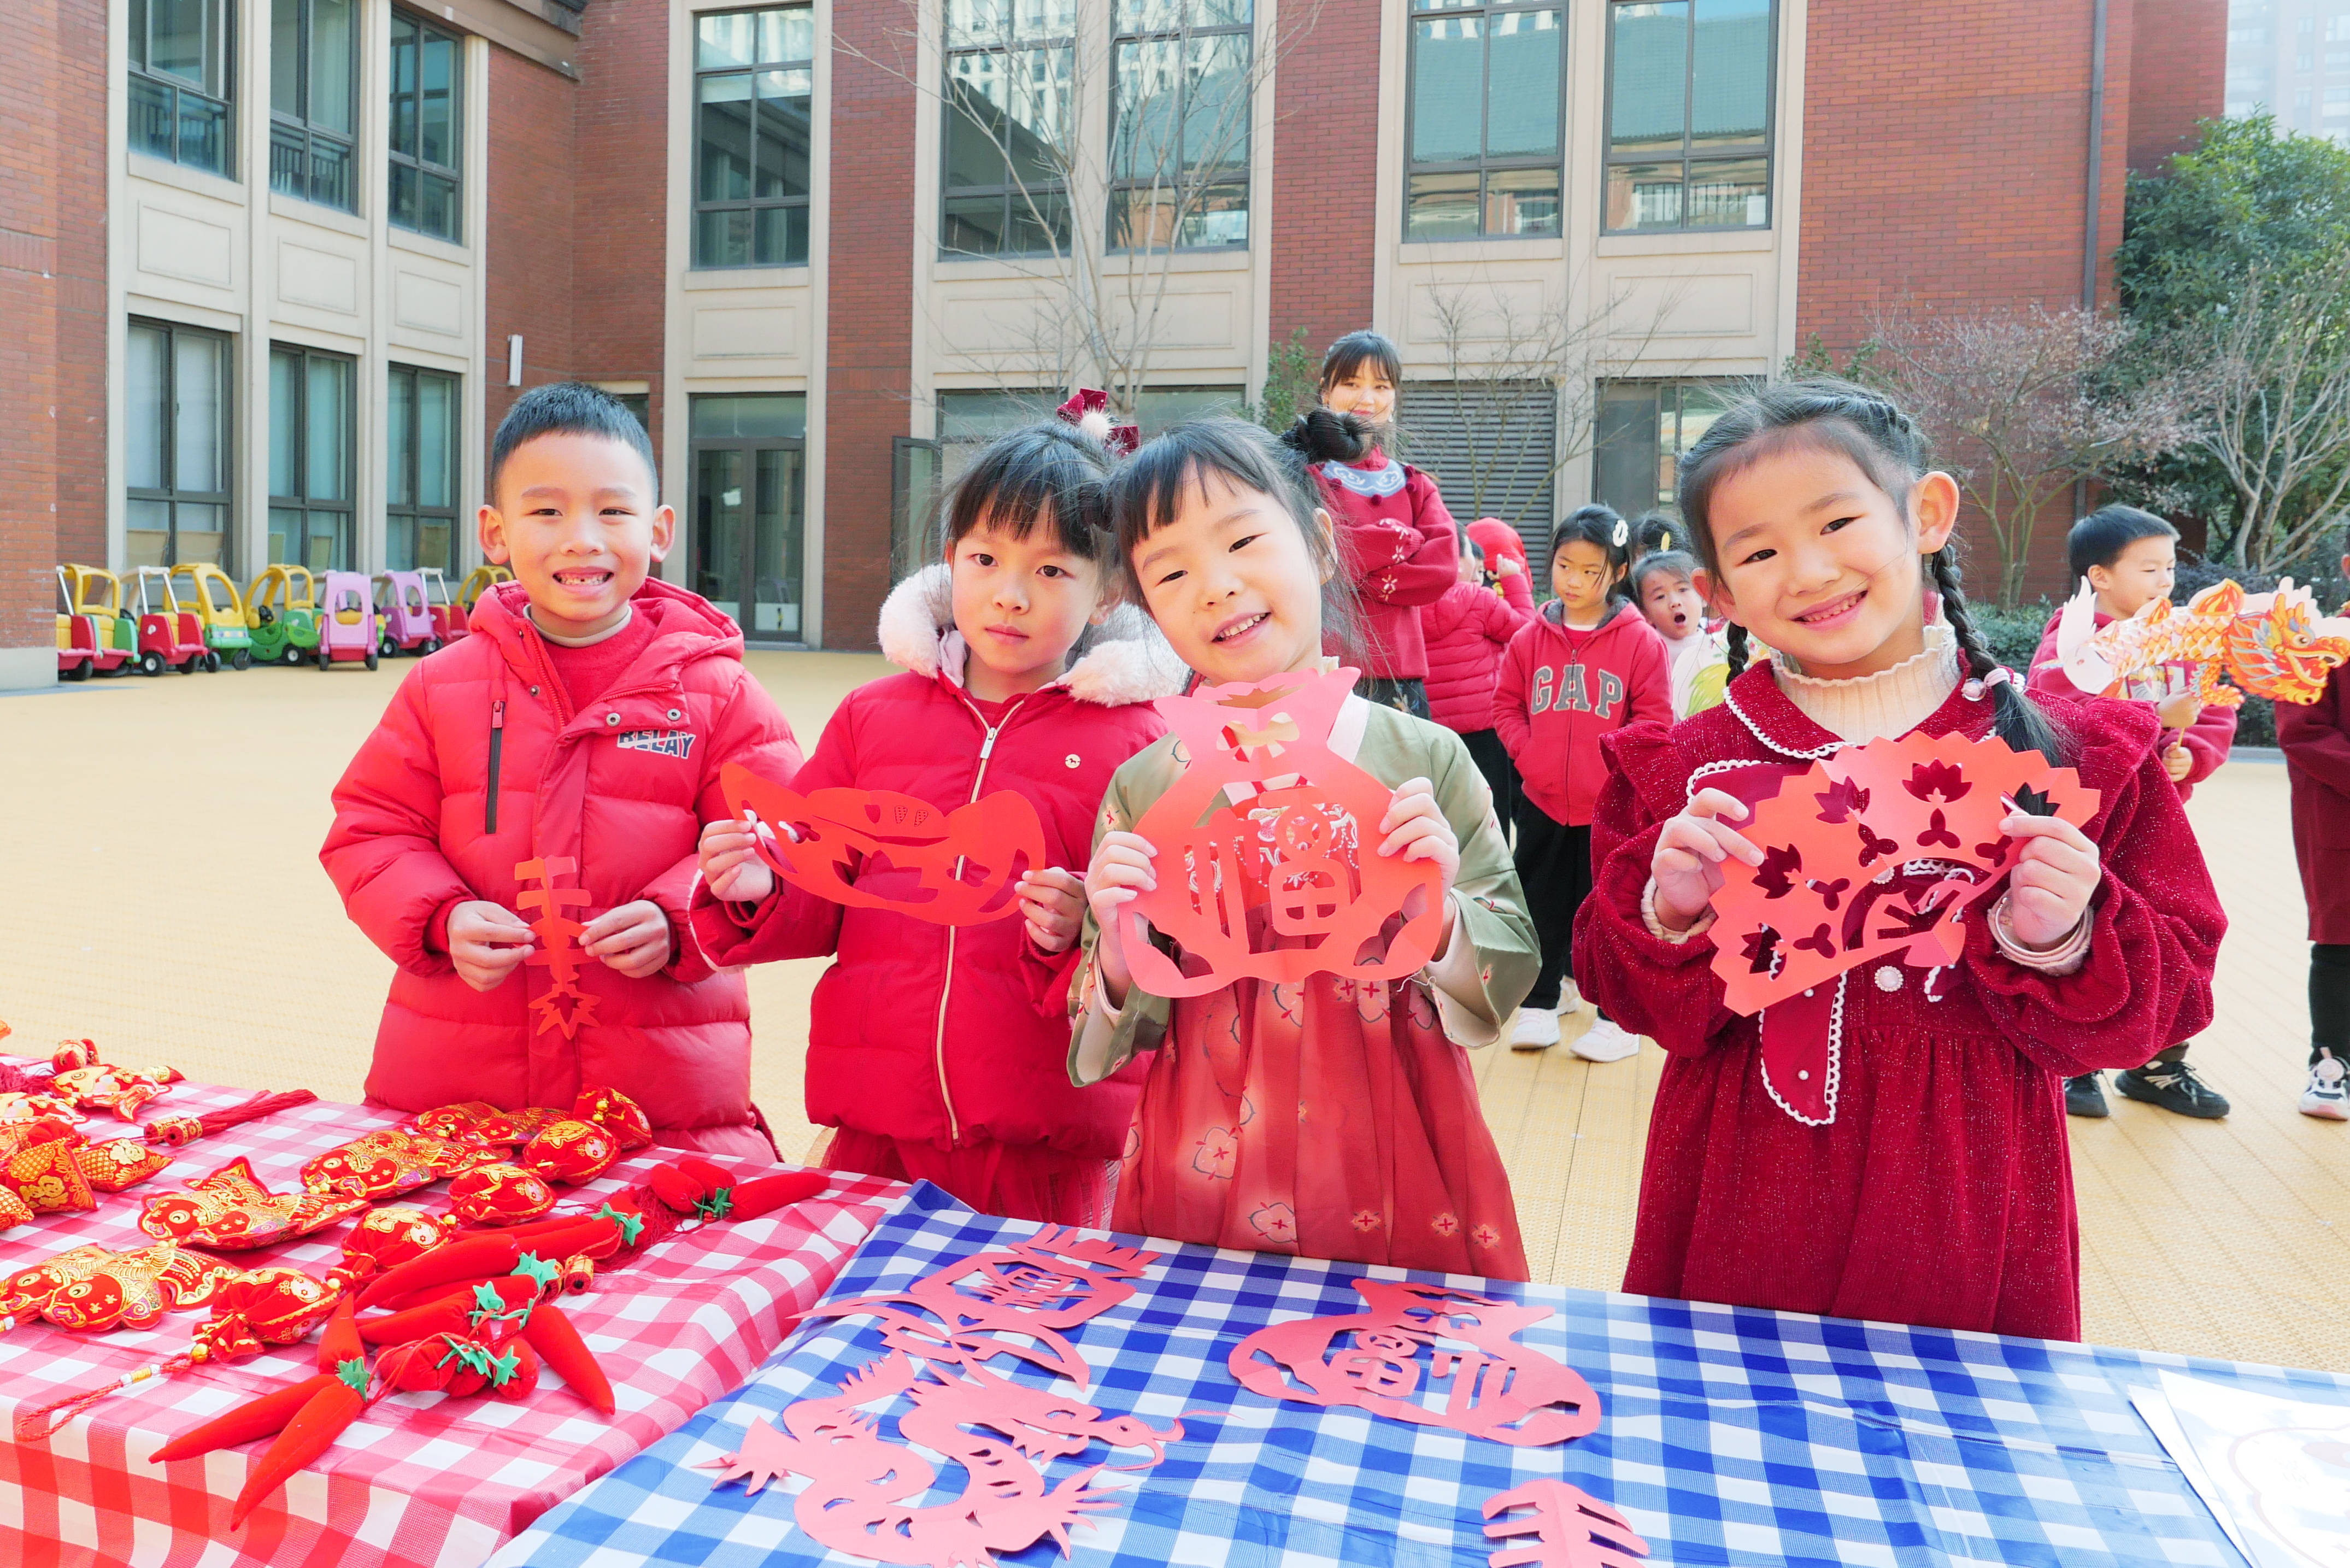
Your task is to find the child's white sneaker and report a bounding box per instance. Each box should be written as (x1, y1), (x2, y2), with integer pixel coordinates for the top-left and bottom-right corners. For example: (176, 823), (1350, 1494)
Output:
(1559, 978), (1582, 1012)
(1571, 1017), (1642, 1063)
(1509, 1006), (1562, 1050)
(2302, 1049), (2348, 1121)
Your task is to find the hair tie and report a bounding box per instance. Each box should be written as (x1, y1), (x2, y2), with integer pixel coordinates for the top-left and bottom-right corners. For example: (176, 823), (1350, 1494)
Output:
(1961, 666), (2015, 702)
(1056, 389), (1139, 456)
(1611, 519), (1630, 549)
(1659, 527), (1673, 551)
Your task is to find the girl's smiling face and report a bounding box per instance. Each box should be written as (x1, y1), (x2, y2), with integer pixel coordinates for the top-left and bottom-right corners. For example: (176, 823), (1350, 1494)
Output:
(1552, 541), (1620, 621)
(1699, 439), (1957, 680)
(1321, 363), (1396, 431)
(1130, 467), (1332, 684)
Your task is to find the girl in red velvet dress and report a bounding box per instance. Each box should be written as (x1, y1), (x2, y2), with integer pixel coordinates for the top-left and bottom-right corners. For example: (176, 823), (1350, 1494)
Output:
(1573, 381), (2224, 1340)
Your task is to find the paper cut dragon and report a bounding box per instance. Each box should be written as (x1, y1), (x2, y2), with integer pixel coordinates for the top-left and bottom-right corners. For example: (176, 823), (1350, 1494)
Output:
(2055, 576), (2350, 708)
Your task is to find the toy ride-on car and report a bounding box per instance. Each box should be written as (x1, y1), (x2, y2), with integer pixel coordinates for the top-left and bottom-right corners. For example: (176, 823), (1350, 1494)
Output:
(169, 562), (254, 670)
(459, 565), (512, 618)
(55, 565), (134, 681)
(374, 570), (442, 657)
(246, 565), (321, 666)
(126, 566), (213, 674)
(316, 572), (379, 672)
(420, 567), (468, 644)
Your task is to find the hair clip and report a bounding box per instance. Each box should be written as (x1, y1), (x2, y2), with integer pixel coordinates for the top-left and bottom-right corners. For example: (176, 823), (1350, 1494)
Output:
(1658, 527), (1673, 550)
(1056, 389), (1140, 456)
(1611, 519), (1630, 549)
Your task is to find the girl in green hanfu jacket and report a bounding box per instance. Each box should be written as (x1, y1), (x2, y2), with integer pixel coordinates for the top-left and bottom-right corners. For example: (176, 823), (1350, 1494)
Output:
(1069, 413), (1541, 1279)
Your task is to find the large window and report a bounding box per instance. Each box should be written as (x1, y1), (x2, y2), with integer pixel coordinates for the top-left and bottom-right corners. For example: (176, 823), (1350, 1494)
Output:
(942, 0), (1075, 256)
(387, 366), (460, 573)
(272, 0), (357, 209)
(1604, 0), (1773, 232)
(390, 11), (464, 243)
(270, 344), (356, 572)
(130, 0), (233, 177)
(693, 7), (814, 267)
(1405, 0), (1564, 241)
(1136, 384), (1243, 433)
(125, 320), (233, 571)
(1592, 379), (1737, 522)
(1109, 1), (1253, 250)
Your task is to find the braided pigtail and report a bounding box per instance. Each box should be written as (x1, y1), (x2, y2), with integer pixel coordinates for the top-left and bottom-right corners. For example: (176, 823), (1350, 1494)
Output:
(1930, 547), (2070, 762)
(1725, 621), (1752, 678)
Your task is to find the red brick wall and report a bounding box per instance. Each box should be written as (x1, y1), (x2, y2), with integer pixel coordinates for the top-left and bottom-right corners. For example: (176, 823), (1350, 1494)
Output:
(0, 0), (105, 663)
(2126, 0), (2224, 175)
(572, 0), (668, 454)
(482, 46), (578, 483)
(1267, 0), (1379, 369)
(822, 0), (916, 650)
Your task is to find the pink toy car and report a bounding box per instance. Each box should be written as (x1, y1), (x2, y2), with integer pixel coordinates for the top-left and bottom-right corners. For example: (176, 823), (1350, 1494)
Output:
(316, 572), (379, 672)
(374, 569), (442, 657)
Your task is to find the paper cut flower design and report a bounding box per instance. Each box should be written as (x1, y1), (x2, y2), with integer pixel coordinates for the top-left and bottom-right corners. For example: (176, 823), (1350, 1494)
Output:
(1813, 778), (1870, 823)
(1753, 844), (1802, 899)
(1902, 759), (1971, 803)
(1190, 1126), (1238, 1181)
(1249, 1202), (1299, 1244)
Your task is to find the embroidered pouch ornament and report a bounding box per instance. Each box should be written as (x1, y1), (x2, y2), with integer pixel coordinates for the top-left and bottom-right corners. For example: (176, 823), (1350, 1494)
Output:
(330, 1205), (457, 1289)
(0, 1189), (32, 1231)
(1705, 730), (2100, 1124)
(574, 1085), (653, 1151)
(5, 1137), (98, 1216)
(447, 1162), (558, 1225)
(471, 1107), (572, 1149)
(139, 1157), (368, 1249)
(412, 1102), (507, 1141)
(719, 767), (1048, 927)
(188, 1266), (343, 1363)
(1, 1241), (242, 1334)
(0, 1091), (82, 1127)
(51, 1059), (183, 1120)
(1119, 666), (1445, 997)
(74, 1137), (173, 1193)
(0, 1117), (83, 1162)
(301, 1125), (493, 1200)
(522, 1119), (619, 1185)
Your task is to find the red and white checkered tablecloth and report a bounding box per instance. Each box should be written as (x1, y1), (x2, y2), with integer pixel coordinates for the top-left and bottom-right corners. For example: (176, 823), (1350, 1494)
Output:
(0, 1070), (907, 1568)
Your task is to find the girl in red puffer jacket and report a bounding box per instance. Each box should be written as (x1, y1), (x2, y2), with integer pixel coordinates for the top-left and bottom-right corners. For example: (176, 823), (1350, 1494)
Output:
(692, 414), (1184, 1225)
(1425, 532), (1532, 832)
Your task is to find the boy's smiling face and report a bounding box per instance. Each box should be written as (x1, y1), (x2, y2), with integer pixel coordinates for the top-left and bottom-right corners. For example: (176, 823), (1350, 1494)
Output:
(480, 431), (674, 639)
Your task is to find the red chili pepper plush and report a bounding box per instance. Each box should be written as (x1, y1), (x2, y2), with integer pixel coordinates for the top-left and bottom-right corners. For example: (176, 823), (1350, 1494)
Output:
(354, 1234), (525, 1310)
(439, 1336), (499, 1397)
(375, 1337), (455, 1394)
(315, 1297), (363, 1372)
(490, 1337), (539, 1402)
(148, 1373), (336, 1464)
(647, 1165), (706, 1215)
(359, 1275), (538, 1346)
(520, 1301), (615, 1415)
(229, 1358), (369, 1527)
(724, 1171), (827, 1221)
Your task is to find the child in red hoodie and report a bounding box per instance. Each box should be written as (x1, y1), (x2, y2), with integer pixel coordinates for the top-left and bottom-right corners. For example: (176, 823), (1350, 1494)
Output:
(1493, 505), (1672, 1058)
(322, 384), (802, 1158)
(2026, 505), (2234, 1122)
(692, 415), (1183, 1224)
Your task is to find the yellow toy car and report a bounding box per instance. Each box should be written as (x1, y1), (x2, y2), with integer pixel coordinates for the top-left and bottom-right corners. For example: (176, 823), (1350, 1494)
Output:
(55, 565), (133, 680)
(169, 563), (254, 670)
(246, 565), (321, 666)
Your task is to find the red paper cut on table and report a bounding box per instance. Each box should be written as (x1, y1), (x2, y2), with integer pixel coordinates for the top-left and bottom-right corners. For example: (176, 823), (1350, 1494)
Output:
(516, 856), (598, 1040)
(1483, 1480), (1651, 1568)
(719, 765), (1045, 927)
(1120, 666), (1444, 998)
(1703, 731), (2100, 1126)
(1229, 1279), (1601, 1446)
(703, 1228), (1182, 1567)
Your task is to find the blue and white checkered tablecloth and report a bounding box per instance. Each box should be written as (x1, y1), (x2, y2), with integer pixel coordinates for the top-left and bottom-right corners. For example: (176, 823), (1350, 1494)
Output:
(491, 1184), (2348, 1568)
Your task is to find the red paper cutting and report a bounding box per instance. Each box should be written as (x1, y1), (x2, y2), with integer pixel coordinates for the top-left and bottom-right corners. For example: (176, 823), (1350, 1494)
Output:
(719, 766), (1046, 927)
(1120, 665), (1445, 998)
(1483, 1480), (1652, 1568)
(1229, 1279), (1601, 1446)
(516, 856), (598, 1039)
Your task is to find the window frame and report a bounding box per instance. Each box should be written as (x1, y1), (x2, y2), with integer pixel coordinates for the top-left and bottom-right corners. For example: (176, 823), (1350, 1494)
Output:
(129, 0), (236, 177)
(125, 317), (235, 572)
(385, 363), (462, 574)
(271, 0), (360, 211)
(269, 342), (359, 573)
(1107, 1), (1255, 254)
(1401, 0), (1569, 244)
(691, 4), (816, 269)
(1600, 0), (1778, 236)
(938, 2), (1077, 259)
(389, 9), (465, 244)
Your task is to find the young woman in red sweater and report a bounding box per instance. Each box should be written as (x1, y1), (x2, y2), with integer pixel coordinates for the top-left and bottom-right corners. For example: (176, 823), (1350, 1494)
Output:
(1313, 331), (1460, 718)
(1573, 380), (2224, 1340)
(691, 416), (1184, 1225)
(1492, 505), (1672, 1058)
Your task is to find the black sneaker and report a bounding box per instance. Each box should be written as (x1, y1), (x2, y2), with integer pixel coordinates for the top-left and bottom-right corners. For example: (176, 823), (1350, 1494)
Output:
(2064, 1073), (2109, 1118)
(2114, 1060), (2231, 1119)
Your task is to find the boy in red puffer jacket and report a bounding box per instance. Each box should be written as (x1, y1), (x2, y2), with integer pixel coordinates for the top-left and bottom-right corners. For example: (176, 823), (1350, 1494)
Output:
(321, 383), (802, 1159)
(692, 415), (1183, 1225)
(1425, 531), (1532, 832)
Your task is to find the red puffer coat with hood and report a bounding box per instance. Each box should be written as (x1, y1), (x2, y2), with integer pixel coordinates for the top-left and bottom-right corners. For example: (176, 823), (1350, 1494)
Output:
(321, 577), (802, 1158)
(689, 565), (1186, 1179)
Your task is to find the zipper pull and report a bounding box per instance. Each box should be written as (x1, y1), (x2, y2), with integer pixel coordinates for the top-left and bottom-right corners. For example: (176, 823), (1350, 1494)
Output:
(491, 698), (506, 730)
(978, 727), (1000, 761)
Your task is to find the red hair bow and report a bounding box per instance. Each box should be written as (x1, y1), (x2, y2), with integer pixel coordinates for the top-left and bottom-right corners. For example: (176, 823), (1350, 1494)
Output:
(1056, 388), (1139, 455)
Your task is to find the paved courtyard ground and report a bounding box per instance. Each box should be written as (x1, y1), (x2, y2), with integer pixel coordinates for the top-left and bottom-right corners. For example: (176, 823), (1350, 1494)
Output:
(2, 651), (2342, 1369)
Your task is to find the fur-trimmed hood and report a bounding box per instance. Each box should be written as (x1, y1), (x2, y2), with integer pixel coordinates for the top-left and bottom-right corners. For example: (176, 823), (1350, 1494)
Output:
(876, 562), (1189, 707)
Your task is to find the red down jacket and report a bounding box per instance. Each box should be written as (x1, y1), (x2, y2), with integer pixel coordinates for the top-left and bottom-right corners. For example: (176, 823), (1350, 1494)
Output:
(321, 577), (801, 1155)
(690, 565), (1182, 1160)
(1423, 578), (1530, 734)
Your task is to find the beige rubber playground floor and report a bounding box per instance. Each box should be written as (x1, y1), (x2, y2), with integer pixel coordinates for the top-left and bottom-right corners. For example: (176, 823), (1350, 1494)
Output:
(3, 653), (2346, 1370)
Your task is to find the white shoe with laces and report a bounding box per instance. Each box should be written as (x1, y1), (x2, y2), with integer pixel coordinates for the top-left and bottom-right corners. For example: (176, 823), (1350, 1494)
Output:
(2302, 1049), (2349, 1121)
(1570, 1017), (1643, 1063)
(1509, 1006), (1562, 1050)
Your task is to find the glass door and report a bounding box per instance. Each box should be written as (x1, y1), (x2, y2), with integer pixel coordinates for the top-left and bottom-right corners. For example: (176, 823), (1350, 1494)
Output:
(690, 394), (809, 642)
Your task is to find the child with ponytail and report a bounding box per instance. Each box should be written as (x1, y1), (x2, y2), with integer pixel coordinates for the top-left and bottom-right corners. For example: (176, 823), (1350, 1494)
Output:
(1629, 515), (1730, 719)
(1310, 331), (1461, 718)
(1572, 380), (2223, 1340)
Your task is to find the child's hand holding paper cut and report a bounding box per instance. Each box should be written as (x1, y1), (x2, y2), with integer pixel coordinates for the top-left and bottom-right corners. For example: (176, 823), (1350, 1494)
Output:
(448, 901), (536, 993)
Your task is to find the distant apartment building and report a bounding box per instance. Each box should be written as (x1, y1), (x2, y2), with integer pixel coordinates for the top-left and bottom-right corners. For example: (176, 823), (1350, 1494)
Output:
(2226, 0), (2350, 137)
(0, 0), (2224, 684)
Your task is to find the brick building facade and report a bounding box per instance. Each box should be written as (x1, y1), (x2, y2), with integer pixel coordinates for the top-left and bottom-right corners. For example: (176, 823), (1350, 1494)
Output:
(0, 0), (2223, 682)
